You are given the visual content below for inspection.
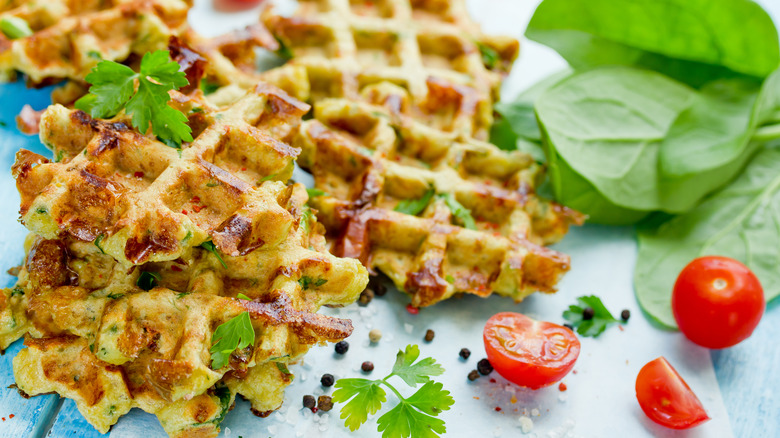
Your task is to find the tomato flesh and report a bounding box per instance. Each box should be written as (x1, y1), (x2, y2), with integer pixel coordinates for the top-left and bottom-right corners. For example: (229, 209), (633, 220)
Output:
(636, 357), (709, 429)
(483, 312), (580, 389)
(672, 256), (764, 349)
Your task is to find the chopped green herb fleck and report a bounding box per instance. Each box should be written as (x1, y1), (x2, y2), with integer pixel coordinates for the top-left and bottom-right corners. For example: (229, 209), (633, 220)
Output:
(200, 240), (227, 269)
(236, 293), (251, 300)
(439, 193), (476, 230)
(0, 17), (33, 39)
(306, 188), (329, 199)
(94, 234), (106, 254)
(137, 271), (160, 291)
(298, 276), (328, 290)
(199, 78), (220, 95)
(395, 187), (435, 216)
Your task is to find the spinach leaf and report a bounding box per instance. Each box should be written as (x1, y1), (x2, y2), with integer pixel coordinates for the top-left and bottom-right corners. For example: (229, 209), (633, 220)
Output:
(635, 147), (780, 328)
(492, 70), (571, 149)
(526, 0), (780, 86)
(660, 69), (780, 182)
(536, 67), (695, 217)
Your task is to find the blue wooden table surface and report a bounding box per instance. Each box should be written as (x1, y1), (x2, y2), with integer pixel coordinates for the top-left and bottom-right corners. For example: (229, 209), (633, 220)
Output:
(0, 79), (778, 437)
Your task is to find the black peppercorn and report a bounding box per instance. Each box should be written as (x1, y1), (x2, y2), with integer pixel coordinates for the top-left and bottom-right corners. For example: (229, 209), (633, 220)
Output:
(563, 323), (574, 330)
(621, 309), (631, 321)
(320, 373), (335, 387)
(582, 307), (595, 320)
(424, 329), (435, 342)
(303, 395), (316, 409)
(459, 348), (471, 360)
(467, 370), (480, 381)
(335, 341), (349, 354)
(369, 276), (387, 296)
(358, 288), (374, 306)
(361, 361), (374, 372)
(317, 395), (333, 412)
(477, 358), (493, 375)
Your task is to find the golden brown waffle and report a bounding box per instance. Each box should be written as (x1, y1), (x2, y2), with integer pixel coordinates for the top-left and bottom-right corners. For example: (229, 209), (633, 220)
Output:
(2, 181), (366, 435)
(13, 83), (311, 267)
(294, 98), (584, 307)
(261, 0), (519, 141)
(0, 0), (190, 85)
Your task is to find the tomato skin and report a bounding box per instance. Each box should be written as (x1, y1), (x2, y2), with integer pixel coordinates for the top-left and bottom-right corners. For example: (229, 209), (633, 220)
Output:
(672, 256), (764, 349)
(636, 357), (710, 429)
(483, 312), (580, 389)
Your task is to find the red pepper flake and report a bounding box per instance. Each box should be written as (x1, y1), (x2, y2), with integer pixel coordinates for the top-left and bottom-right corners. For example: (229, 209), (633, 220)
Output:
(489, 378), (496, 383)
(494, 407), (502, 412)
(558, 382), (567, 392)
(190, 196), (201, 203)
(405, 304), (419, 315)
(181, 210), (188, 215)
(134, 171), (144, 178)
(241, 167), (247, 171)
(8, 414), (14, 419)
(2, 418), (5, 421)
(171, 265), (183, 272)
(311, 407), (318, 413)
(192, 205), (205, 213)
(618, 325), (625, 332)
(572, 370), (578, 374)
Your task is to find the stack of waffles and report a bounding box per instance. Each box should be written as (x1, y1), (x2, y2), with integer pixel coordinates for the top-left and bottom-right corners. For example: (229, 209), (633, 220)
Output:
(1, 83), (367, 436)
(256, 0), (584, 306)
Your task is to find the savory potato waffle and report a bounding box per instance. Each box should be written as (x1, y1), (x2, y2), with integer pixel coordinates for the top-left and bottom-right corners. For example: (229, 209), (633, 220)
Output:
(2, 179), (366, 436)
(262, 0), (519, 140)
(294, 98), (584, 307)
(13, 83), (310, 267)
(0, 0), (190, 85)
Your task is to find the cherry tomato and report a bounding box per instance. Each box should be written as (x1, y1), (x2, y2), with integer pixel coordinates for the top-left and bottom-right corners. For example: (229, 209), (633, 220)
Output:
(672, 256), (764, 349)
(636, 357), (710, 429)
(214, 0), (263, 12)
(483, 312), (580, 389)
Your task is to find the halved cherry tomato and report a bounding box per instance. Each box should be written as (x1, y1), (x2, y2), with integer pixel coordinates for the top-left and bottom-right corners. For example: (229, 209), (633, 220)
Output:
(214, 0), (263, 12)
(483, 312), (580, 389)
(636, 357), (710, 429)
(672, 256), (764, 349)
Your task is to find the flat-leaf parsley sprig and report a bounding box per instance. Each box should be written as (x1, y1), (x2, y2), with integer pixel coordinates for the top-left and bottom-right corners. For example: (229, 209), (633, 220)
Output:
(75, 50), (193, 147)
(209, 311), (255, 369)
(332, 344), (454, 438)
(563, 295), (622, 337)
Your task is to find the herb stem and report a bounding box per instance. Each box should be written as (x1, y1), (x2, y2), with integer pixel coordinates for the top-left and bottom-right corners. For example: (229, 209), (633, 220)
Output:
(379, 376), (406, 401)
(751, 123), (780, 143)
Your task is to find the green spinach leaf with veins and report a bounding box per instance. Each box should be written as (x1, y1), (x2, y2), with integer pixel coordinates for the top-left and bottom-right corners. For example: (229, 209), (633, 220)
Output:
(526, 0), (780, 87)
(635, 147), (780, 328)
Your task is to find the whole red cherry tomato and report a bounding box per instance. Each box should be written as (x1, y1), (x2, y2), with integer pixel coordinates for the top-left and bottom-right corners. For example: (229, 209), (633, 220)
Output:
(672, 256), (764, 349)
(636, 357), (710, 429)
(483, 312), (580, 389)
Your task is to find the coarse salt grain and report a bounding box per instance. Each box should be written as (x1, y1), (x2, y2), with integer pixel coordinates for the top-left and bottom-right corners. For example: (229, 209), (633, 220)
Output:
(404, 323), (414, 334)
(267, 425), (278, 434)
(531, 408), (540, 417)
(519, 416), (534, 433)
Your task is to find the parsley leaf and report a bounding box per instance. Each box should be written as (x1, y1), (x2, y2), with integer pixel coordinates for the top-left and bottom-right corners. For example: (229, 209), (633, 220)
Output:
(75, 50), (193, 147)
(137, 271), (160, 291)
(395, 188), (435, 216)
(439, 193), (476, 230)
(0, 17), (32, 39)
(563, 295), (621, 337)
(210, 311), (255, 369)
(390, 345), (444, 387)
(200, 240), (227, 269)
(333, 345), (453, 438)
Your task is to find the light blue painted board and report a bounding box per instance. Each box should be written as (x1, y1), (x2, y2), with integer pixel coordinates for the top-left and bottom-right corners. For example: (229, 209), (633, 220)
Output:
(46, 399), (104, 438)
(712, 300), (780, 436)
(0, 80), (62, 438)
